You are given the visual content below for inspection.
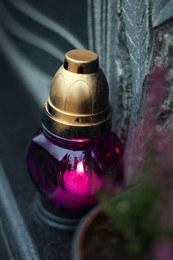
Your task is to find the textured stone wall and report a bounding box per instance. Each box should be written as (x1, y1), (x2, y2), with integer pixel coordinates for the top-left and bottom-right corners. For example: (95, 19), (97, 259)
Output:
(88, 0), (173, 175)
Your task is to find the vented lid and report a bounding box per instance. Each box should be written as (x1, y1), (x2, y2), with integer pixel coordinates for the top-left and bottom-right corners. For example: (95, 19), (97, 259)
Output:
(42, 49), (112, 138)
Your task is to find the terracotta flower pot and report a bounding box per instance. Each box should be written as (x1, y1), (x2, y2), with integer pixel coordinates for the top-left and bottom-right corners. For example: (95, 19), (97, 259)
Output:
(71, 205), (131, 260)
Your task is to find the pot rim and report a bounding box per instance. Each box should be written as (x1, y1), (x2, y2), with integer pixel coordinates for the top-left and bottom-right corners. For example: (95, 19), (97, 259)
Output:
(71, 205), (101, 260)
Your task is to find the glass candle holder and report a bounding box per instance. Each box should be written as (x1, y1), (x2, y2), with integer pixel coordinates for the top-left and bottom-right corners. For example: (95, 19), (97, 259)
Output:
(27, 127), (122, 213)
(26, 49), (123, 223)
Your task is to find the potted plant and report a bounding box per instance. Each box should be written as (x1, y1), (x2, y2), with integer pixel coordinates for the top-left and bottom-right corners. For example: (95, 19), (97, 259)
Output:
(71, 66), (173, 260)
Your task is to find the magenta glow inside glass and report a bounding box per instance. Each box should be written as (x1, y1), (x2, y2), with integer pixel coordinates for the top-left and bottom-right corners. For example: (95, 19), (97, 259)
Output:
(26, 49), (123, 214)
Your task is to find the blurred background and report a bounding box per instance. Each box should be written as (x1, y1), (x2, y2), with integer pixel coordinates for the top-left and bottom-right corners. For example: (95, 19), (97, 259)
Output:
(0, 0), (88, 106)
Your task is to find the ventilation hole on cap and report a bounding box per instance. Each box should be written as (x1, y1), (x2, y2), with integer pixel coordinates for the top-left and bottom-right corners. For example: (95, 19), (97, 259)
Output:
(75, 118), (80, 123)
(64, 60), (68, 70)
(77, 66), (84, 74)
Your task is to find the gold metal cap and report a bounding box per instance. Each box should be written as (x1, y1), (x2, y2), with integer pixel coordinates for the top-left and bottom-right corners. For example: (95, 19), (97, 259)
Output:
(43, 49), (112, 138)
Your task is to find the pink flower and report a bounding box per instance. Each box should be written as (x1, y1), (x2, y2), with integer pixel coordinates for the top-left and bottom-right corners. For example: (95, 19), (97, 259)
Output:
(149, 239), (173, 260)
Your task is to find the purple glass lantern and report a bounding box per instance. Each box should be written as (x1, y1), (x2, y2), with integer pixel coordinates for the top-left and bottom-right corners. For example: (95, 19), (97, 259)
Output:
(26, 50), (122, 228)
